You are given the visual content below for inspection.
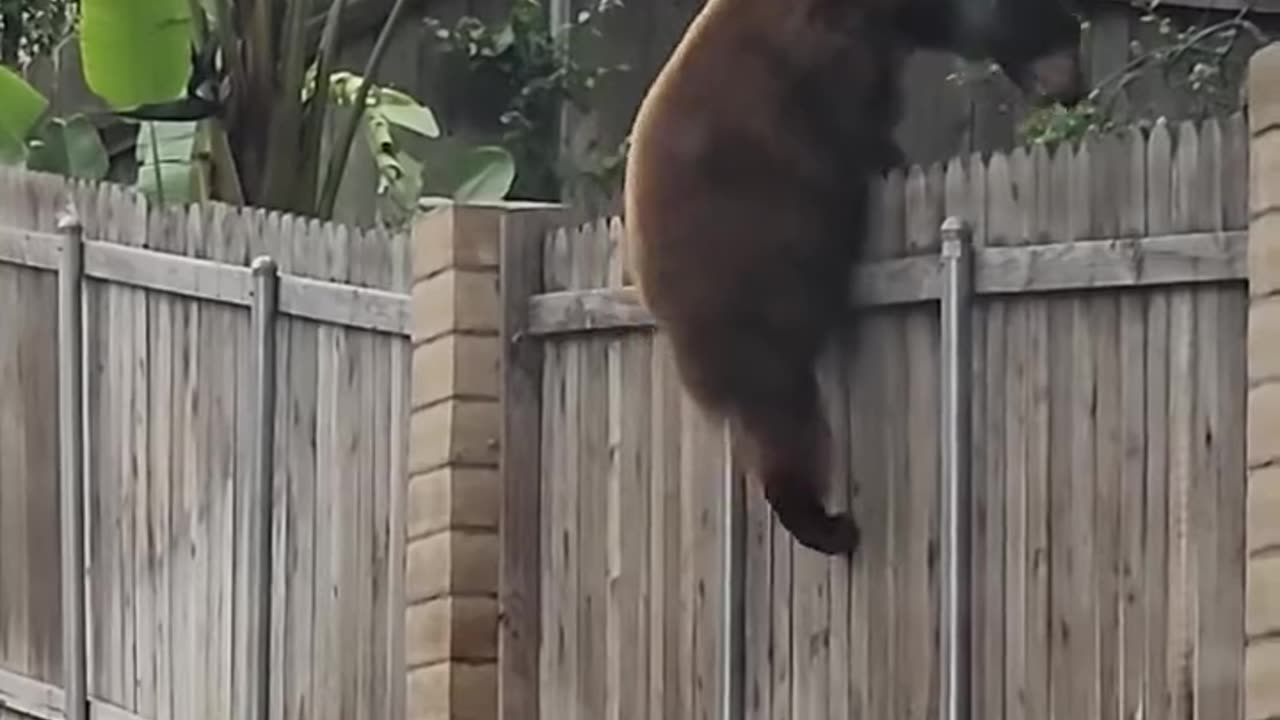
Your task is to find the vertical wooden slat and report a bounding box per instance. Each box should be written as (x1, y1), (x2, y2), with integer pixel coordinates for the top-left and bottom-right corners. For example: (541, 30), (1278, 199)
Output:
(346, 231), (374, 720)
(573, 221), (608, 720)
(599, 215), (653, 720)
(1167, 120), (1200, 720)
(871, 166), (906, 720)
(264, 211), (294, 720)
(743, 451), (773, 720)
(386, 227), (410, 720)
(147, 205), (181, 720)
(1088, 130), (1122, 720)
(284, 214), (319, 720)
(1143, 118), (1173, 720)
(1117, 125), (1149, 720)
(1071, 138), (1101, 720)
(904, 162), (942, 720)
(84, 188), (118, 709)
(987, 147), (1020, 720)
(538, 227), (565, 720)
(1192, 118), (1222, 720)
(823, 325), (851, 720)
(977, 157), (1007, 720)
(207, 202), (237, 720)
(650, 328), (683, 720)
(1046, 141), (1075, 720)
(1217, 112), (1248, 720)
(1024, 142), (1053, 720)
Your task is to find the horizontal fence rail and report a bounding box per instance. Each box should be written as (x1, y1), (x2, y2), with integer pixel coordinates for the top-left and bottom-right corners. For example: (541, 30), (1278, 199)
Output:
(525, 230), (1248, 336)
(0, 228), (410, 336)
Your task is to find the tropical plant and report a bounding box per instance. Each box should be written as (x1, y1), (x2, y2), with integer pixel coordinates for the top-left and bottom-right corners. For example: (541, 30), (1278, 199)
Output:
(0, 0), (517, 229)
(0, 64), (109, 178)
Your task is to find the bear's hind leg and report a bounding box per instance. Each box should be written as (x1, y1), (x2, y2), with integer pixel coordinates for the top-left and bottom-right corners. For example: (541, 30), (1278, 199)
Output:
(671, 324), (860, 557)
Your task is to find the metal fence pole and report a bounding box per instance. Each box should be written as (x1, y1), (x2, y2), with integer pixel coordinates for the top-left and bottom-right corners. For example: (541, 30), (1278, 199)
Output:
(57, 203), (87, 720)
(249, 256), (279, 720)
(720, 428), (745, 720)
(939, 216), (974, 720)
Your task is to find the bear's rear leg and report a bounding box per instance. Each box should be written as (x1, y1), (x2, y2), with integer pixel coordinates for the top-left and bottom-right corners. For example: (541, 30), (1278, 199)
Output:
(670, 325), (860, 557)
(739, 405), (861, 557)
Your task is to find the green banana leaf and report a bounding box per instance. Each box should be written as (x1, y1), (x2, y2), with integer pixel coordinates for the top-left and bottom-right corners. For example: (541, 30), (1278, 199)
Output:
(0, 67), (50, 164)
(136, 120), (199, 203)
(79, 0), (194, 110)
(452, 146), (516, 202)
(26, 116), (111, 180)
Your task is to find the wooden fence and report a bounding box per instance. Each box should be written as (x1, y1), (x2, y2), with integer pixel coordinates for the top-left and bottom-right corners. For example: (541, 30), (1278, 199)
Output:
(0, 167), (411, 720)
(499, 114), (1252, 720)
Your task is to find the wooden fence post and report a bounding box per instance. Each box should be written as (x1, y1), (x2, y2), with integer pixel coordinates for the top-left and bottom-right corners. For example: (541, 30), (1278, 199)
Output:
(939, 216), (973, 720)
(56, 201), (87, 720)
(497, 206), (562, 720)
(1247, 40), (1280, 720)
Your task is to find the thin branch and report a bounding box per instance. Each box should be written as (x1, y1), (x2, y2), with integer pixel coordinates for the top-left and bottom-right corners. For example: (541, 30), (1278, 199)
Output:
(317, 0), (411, 218)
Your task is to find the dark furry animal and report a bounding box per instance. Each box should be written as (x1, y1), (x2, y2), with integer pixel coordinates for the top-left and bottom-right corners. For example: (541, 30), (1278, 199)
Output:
(623, 0), (1087, 556)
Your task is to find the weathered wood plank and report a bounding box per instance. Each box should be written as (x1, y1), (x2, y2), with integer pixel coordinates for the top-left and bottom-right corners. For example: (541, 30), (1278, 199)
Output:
(1087, 132), (1122, 720)
(1117, 125), (1149, 720)
(576, 221), (610, 720)
(1166, 119), (1199, 720)
(284, 216), (320, 720)
(539, 227), (572, 720)
(261, 211), (293, 720)
(822, 336), (850, 720)
(1143, 119), (1174, 720)
(385, 228), (410, 720)
(905, 163), (941, 720)
(649, 333), (683, 720)
(0, 181), (34, 683)
(0, 666), (150, 720)
(1046, 142), (1076, 720)
(498, 210), (547, 720)
(0, 229), (410, 335)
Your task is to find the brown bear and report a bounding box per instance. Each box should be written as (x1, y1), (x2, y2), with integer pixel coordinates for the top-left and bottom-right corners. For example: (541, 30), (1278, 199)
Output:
(623, 0), (1088, 556)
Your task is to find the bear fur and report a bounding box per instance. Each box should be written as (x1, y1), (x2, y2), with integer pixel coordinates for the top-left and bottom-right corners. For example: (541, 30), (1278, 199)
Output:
(623, 0), (1086, 555)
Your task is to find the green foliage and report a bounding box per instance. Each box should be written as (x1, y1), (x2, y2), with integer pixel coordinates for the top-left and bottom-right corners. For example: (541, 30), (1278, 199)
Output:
(0, 64), (109, 178)
(1017, 100), (1112, 148)
(3, 0), (516, 230)
(307, 69), (517, 227)
(78, 0), (193, 110)
(26, 114), (110, 179)
(0, 65), (49, 160)
(423, 0), (630, 200)
(0, 0), (76, 65)
(135, 120), (200, 203)
(1014, 4), (1268, 146)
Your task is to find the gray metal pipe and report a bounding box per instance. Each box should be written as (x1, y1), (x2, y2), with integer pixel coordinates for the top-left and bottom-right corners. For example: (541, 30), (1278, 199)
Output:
(250, 255), (280, 720)
(939, 216), (974, 720)
(57, 203), (87, 720)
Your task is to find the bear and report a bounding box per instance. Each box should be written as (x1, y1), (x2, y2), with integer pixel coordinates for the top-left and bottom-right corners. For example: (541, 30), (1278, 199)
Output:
(623, 0), (1089, 556)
